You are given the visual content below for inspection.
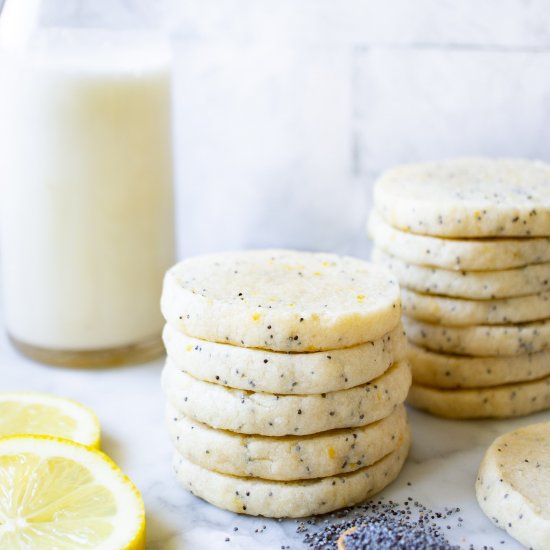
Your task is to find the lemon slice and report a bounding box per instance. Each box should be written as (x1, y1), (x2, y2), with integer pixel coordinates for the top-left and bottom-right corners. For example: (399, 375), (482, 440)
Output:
(0, 392), (100, 448)
(0, 435), (145, 549)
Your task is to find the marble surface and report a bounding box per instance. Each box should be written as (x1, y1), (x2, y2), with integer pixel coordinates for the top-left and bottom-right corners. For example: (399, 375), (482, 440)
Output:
(1, 326), (548, 549)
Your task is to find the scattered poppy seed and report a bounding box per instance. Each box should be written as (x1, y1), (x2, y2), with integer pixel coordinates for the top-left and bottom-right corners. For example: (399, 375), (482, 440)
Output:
(297, 499), (467, 550)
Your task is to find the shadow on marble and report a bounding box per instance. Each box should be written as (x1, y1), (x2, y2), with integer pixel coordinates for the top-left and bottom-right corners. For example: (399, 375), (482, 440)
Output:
(147, 509), (186, 550)
(99, 430), (127, 466)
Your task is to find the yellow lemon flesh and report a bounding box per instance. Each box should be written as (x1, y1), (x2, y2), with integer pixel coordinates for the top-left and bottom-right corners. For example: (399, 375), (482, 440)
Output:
(0, 435), (145, 549)
(0, 392), (100, 448)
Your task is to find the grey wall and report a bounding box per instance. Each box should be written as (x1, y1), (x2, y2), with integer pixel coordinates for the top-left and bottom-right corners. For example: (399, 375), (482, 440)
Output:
(170, 0), (550, 258)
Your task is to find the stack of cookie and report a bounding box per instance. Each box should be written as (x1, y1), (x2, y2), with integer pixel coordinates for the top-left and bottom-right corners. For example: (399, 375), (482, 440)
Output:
(369, 158), (550, 419)
(160, 249), (411, 518)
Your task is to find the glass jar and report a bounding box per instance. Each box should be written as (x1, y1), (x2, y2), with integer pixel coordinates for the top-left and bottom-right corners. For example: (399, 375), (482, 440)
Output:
(0, 0), (175, 366)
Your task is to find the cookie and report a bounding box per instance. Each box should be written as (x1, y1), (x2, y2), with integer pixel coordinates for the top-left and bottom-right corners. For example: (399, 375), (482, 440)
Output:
(374, 158), (550, 238)
(337, 527), (358, 550)
(162, 360), (411, 436)
(161, 249), (401, 352)
(403, 316), (550, 357)
(167, 404), (408, 481)
(408, 376), (550, 419)
(368, 210), (550, 271)
(163, 322), (407, 394)
(409, 343), (550, 389)
(401, 288), (550, 326)
(173, 429), (410, 518)
(372, 248), (550, 300)
(476, 422), (550, 550)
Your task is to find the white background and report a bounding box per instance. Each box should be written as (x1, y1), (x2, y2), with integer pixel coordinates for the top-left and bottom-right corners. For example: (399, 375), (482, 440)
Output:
(169, 0), (550, 258)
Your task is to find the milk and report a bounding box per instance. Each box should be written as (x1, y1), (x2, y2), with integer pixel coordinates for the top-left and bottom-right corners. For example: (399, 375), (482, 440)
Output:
(0, 31), (175, 355)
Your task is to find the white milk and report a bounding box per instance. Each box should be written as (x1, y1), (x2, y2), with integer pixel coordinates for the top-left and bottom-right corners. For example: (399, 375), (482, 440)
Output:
(0, 31), (175, 356)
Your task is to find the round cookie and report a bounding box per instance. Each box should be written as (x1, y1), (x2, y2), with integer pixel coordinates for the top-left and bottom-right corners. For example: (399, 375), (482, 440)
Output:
(368, 210), (550, 271)
(409, 343), (550, 389)
(408, 376), (550, 419)
(372, 248), (550, 300)
(173, 430), (410, 518)
(403, 316), (550, 357)
(162, 360), (411, 436)
(401, 288), (550, 326)
(476, 422), (550, 550)
(161, 249), (401, 352)
(374, 158), (550, 238)
(163, 322), (407, 394)
(167, 404), (408, 481)
(337, 527), (358, 550)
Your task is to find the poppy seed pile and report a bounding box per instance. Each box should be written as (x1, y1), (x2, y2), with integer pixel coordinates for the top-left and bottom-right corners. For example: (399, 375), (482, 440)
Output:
(296, 498), (478, 550)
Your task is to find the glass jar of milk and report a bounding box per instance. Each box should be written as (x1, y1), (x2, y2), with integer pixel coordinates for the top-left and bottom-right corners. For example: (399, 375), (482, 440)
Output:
(0, 1), (175, 366)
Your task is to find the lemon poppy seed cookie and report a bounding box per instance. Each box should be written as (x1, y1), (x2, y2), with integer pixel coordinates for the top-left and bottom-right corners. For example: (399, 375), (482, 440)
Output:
(370, 158), (550, 421)
(403, 316), (550, 357)
(337, 527), (359, 550)
(162, 360), (411, 436)
(408, 375), (550, 419)
(401, 288), (550, 326)
(161, 249), (401, 352)
(373, 248), (550, 300)
(476, 422), (550, 550)
(409, 344), (550, 389)
(167, 405), (408, 481)
(374, 158), (550, 238)
(173, 429), (410, 518)
(368, 211), (550, 271)
(161, 248), (412, 516)
(163, 322), (407, 394)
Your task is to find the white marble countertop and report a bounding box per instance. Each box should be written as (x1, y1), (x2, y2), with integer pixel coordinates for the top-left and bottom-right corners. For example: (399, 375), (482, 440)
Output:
(2, 328), (546, 550)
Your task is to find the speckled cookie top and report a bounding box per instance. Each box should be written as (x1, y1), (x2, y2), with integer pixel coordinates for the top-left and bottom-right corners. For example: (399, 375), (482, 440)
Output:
(162, 249), (401, 351)
(167, 249), (398, 313)
(374, 158), (550, 237)
(488, 422), (550, 520)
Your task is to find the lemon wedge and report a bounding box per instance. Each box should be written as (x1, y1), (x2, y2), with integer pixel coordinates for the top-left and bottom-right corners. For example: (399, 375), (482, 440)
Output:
(0, 392), (100, 448)
(0, 435), (145, 549)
